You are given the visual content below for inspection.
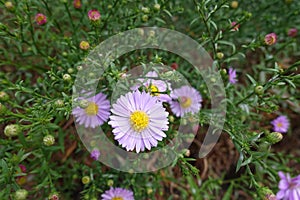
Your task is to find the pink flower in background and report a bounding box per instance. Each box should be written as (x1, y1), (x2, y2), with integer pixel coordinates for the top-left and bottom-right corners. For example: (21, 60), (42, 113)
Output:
(288, 28), (297, 37)
(228, 67), (238, 84)
(90, 149), (100, 160)
(35, 13), (47, 25)
(264, 33), (277, 45)
(231, 21), (240, 31)
(276, 171), (300, 200)
(271, 115), (290, 133)
(88, 9), (101, 21)
(73, 0), (82, 9)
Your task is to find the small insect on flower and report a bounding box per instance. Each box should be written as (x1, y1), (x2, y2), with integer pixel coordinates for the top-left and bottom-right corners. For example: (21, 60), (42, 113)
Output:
(228, 67), (238, 84)
(88, 9), (101, 21)
(73, 0), (81, 9)
(101, 187), (134, 200)
(35, 13), (47, 25)
(276, 171), (300, 200)
(264, 33), (277, 45)
(79, 41), (90, 50)
(109, 90), (169, 153)
(271, 115), (290, 133)
(72, 92), (111, 128)
(169, 85), (202, 117)
(90, 149), (100, 160)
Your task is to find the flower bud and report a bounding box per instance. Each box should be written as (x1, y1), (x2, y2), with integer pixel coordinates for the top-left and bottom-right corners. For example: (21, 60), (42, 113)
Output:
(141, 7), (150, 13)
(142, 15), (149, 22)
(170, 62), (178, 70)
(4, 124), (21, 137)
(62, 52), (68, 57)
(43, 135), (55, 146)
(169, 115), (175, 123)
(81, 176), (90, 184)
(216, 52), (224, 59)
(154, 4), (161, 11)
(48, 193), (59, 200)
(79, 41), (90, 50)
(147, 188), (153, 195)
(254, 85), (264, 95)
(77, 65), (83, 71)
(107, 179), (114, 186)
(15, 189), (28, 200)
(54, 99), (64, 108)
(266, 132), (283, 144)
(231, 1), (238, 9)
(67, 68), (74, 74)
(0, 103), (7, 115)
(63, 74), (71, 81)
(0, 91), (9, 102)
(5, 2), (14, 11)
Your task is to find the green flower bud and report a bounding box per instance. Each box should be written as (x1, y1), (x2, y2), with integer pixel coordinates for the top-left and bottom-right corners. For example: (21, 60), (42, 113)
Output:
(15, 189), (28, 200)
(153, 4), (161, 11)
(231, 1), (238, 9)
(0, 91), (9, 102)
(216, 52), (224, 59)
(141, 7), (150, 13)
(4, 124), (21, 137)
(54, 99), (64, 108)
(142, 15), (149, 22)
(67, 68), (74, 74)
(0, 103), (7, 115)
(107, 179), (114, 186)
(81, 176), (90, 184)
(77, 65), (83, 71)
(63, 74), (71, 81)
(79, 99), (89, 109)
(62, 52), (68, 57)
(255, 85), (264, 95)
(147, 188), (153, 194)
(169, 115), (175, 123)
(43, 135), (55, 146)
(5, 2), (14, 11)
(220, 69), (227, 76)
(265, 132), (283, 144)
(149, 30), (155, 37)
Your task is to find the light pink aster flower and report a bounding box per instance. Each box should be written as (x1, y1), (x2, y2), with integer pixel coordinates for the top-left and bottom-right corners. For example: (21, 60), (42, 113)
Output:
(101, 187), (134, 200)
(271, 115), (290, 133)
(277, 171), (300, 200)
(88, 9), (101, 21)
(35, 13), (47, 25)
(228, 67), (238, 84)
(169, 86), (202, 117)
(109, 90), (169, 153)
(72, 92), (110, 128)
(265, 33), (277, 45)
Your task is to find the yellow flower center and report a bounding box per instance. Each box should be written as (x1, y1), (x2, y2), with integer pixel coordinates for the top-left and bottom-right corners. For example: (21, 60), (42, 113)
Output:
(277, 122), (283, 128)
(84, 102), (98, 116)
(130, 111), (149, 132)
(149, 84), (159, 96)
(180, 96), (192, 108)
(112, 197), (123, 200)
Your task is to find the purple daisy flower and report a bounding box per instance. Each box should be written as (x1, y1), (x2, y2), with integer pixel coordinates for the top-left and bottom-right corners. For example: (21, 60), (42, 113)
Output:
(228, 67), (238, 84)
(108, 90), (169, 153)
(101, 187), (134, 200)
(169, 86), (202, 117)
(131, 71), (172, 102)
(277, 171), (300, 200)
(72, 92), (110, 128)
(90, 149), (100, 160)
(271, 115), (290, 133)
